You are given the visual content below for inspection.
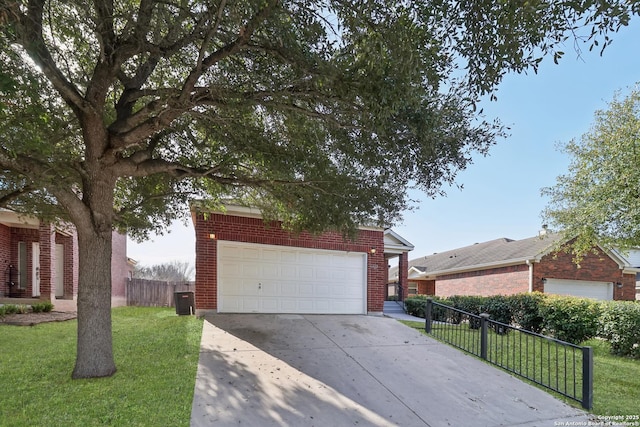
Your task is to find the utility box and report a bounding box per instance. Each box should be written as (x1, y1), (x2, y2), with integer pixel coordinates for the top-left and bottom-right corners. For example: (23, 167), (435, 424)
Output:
(174, 291), (194, 315)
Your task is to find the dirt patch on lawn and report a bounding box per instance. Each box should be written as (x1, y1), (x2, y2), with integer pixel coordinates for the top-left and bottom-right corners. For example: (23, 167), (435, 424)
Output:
(0, 311), (77, 326)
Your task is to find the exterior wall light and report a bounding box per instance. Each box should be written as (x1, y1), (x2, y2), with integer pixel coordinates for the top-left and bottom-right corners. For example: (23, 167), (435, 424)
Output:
(369, 247), (376, 254)
(209, 233), (216, 240)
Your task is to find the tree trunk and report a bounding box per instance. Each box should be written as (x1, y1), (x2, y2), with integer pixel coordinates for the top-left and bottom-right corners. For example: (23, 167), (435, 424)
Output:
(72, 226), (116, 378)
(72, 229), (116, 378)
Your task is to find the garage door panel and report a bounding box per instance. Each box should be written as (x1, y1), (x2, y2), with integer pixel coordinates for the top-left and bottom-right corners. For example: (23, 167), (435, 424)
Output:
(316, 284), (330, 296)
(218, 241), (366, 314)
(262, 249), (281, 262)
(281, 265), (297, 278)
(545, 279), (613, 300)
(299, 284), (313, 296)
(262, 264), (279, 279)
(242, 247), (260, 260)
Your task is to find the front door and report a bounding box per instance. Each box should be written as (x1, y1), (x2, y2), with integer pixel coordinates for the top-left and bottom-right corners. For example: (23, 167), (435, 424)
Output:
(55, 244), (64, 297)
(32, 242), (40, 297)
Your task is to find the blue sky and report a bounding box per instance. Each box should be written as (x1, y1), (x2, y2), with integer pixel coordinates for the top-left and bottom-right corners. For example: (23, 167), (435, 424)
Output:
(128, 20), (640, 268)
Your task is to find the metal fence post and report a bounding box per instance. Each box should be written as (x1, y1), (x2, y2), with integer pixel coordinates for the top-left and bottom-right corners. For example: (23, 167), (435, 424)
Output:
(582, 346), (593, 409)
(425, 298), (432, 333)
(480, 313), (490, 360)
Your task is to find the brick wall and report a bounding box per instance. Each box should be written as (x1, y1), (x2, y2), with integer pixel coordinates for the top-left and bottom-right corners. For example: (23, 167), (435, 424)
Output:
(0, 224), (11, 296)
(533, 247), (636, 301)
(398, 252), (409, 301)
(414, 279), (435, 295)
(38, 222), (55, 298)
(194, 212), (385, 312)
(435, 264), (530, 297)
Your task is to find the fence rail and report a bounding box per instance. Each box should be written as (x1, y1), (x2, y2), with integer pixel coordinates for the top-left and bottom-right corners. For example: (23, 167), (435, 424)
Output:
(424, 298), (593, 409)
(126, 279), (194, 307)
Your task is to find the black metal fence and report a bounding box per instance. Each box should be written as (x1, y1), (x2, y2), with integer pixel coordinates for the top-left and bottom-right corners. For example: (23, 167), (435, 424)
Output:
(424, 298), (593, 409)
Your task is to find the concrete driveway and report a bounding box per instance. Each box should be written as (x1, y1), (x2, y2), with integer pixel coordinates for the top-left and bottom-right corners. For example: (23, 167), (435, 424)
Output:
(190, 314), (593, 426)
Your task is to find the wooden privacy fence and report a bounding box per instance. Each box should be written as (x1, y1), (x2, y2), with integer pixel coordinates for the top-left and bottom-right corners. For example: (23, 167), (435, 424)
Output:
(126, 279), (195, 307)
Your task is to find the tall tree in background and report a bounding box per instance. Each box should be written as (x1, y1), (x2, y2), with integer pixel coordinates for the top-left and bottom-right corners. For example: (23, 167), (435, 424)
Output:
(543, 87), (640, 258)
(134, 261), (194, 282)
(0, 1), (637, 378)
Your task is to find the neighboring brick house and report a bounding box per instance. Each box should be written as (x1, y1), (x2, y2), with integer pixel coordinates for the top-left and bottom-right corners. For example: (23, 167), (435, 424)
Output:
(0, 209), (130, 310)
(192, 204), (414, 315)
(389, 232), (637, 301)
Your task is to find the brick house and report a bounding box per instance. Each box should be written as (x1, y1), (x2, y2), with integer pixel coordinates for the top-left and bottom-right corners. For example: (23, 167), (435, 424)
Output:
(389, 232), (637, 301)
(192, 204), (414, 315)
(0, 209), (130, 310)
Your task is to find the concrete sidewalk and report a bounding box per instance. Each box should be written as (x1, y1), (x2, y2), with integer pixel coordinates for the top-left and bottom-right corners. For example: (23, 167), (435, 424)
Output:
(191, 314), (593, 427)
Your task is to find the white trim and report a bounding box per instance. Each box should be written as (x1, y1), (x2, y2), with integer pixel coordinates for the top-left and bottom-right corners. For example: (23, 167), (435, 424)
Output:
(193, 202), (384, 232)
(526, 259), (534, 293)
(32, 242), (40, 297)
(0, 210), (39, 229)
(383, 229), (415, 254)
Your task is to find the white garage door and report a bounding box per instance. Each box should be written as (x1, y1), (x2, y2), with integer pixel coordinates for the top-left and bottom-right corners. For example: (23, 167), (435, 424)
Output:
(544, 278), (614, 300)
(218, 241), (367, 314)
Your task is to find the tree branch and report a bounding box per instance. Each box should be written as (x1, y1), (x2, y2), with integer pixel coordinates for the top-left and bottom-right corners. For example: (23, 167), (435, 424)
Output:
(16, 0), (87, 114)
(179, 0), (280, 103)
(0, 185), (35, 207)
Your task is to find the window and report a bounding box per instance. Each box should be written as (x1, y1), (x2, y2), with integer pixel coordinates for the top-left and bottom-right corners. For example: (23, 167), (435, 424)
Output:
(18, 241), (27, 289)
(408, 281), (418, 295)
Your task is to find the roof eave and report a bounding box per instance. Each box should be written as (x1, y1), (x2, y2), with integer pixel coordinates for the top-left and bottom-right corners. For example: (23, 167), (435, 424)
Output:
(417, 257), (535, 279)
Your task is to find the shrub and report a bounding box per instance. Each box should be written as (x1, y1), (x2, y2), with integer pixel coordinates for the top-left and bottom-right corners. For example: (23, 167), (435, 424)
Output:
(483, 295), (513, 325)
(404, 295), (429, 318)
(447, 295), (484, 315)
(599, 301), (640, 359)
(446, 296), (488, 328)
(538, 295), (602, 344)
(509, 292), (545, 333)
(31, 302), (54, 313)
(1, 304), (27, 315)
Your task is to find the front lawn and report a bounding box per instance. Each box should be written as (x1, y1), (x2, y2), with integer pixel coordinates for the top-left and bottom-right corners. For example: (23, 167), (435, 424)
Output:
(401, 320), (640, 416)
(0, 307), (203, 427)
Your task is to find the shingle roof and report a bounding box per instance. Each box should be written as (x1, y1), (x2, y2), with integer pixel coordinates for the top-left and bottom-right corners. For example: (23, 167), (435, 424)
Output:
(406, 233), (564, 277)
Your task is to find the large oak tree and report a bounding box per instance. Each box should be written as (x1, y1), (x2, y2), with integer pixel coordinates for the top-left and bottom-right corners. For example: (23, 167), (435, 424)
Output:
(0, 1), (637, 378)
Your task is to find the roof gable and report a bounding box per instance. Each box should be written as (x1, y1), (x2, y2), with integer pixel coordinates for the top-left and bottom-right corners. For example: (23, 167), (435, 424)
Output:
(410, 234), (565, 277)
(384, 229), (414, 254)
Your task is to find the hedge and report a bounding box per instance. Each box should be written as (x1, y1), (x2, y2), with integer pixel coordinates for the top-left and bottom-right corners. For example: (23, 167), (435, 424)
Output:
(599, 301), (640, 358)
(404, 293), (640, 358)
(538, 295), (602, 344)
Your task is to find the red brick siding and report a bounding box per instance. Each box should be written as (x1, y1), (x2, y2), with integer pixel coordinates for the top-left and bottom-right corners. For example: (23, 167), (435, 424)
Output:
(38, 222), (55, 299)
(194, 212), (385, 312)
(0, 224), (11, 296)
(398, 252), (409, 301)
(55, 233), (72, 297)
(533, 247), (636, 301)
(415, 279), (435, 295)
(435, 264), (530, 297)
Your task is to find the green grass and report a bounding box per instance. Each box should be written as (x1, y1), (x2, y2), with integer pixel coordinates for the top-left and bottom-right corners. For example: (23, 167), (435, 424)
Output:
(0, 307), (203, 427)
(401, 320), (640, 415)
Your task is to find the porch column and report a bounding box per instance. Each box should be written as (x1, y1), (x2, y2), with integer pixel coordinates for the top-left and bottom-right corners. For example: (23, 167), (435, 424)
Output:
(38, 222), (55, 301)
(194, 213), (218, 313)
(399, 251), (409, 301)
